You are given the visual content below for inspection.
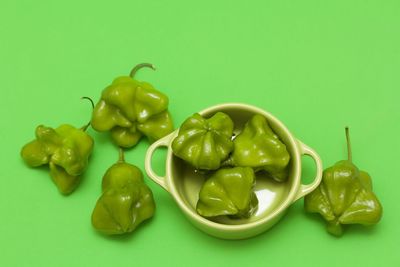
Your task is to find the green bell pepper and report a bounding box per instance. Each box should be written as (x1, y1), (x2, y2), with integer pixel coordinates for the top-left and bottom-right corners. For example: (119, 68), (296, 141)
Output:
(196, 167), (258, 218)
(21, 124), (94, 195)
(91, 149), (155, 235)
(172, 112), (234, 170)
(304, 127), (382, 236)
(91, 63), (173, 148)
(225, 114), (290, 182)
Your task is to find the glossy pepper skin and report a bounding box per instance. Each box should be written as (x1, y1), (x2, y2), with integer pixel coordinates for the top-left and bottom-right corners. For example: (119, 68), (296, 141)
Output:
(91, 63), (173, 148)
(172, 112), (234, 170)
(304, 128), (382, 236)
(21, 124), (94, 195)
(92, 149), (155, 235)
(225, 114), (290, 182)
(196, 167), (258, 218)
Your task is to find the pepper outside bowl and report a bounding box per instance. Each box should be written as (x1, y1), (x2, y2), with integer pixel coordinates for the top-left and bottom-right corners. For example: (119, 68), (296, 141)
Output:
(145, 103), (323, 239)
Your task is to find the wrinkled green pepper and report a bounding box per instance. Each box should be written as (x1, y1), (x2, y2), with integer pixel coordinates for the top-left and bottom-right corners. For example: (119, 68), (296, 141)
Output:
(304, 128), (382, 236)
(91, 63), (173, 148)
(197, 167), (258, 218)
(21, 124), (94, 195)
(92, 149), (155, 235)
(172, 112), (234, 170)
(225, 114), (290, 182)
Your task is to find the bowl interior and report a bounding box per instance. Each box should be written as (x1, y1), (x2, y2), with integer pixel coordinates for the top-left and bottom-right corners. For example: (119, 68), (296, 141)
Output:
(169, 104), (300, 225)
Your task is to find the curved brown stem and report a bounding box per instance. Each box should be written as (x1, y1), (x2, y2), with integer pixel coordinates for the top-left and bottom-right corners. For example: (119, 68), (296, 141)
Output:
(80, 97), (95, 131)
(129, 63), (156, 78)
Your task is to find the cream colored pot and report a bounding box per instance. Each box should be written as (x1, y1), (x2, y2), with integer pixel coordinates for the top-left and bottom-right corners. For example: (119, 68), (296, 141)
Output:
(145, 103), (322, 239)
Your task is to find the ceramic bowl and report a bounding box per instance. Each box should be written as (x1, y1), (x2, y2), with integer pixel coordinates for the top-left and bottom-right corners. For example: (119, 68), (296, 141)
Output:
(145, 103), (322, 239)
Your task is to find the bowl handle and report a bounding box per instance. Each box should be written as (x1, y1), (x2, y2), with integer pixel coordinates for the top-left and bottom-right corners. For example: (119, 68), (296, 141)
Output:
(293, 141), (323, 202)
(145, 132), (175, 192)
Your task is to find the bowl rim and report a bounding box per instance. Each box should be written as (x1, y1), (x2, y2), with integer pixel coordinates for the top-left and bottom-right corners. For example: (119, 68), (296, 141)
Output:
(165, 103), (302, 231)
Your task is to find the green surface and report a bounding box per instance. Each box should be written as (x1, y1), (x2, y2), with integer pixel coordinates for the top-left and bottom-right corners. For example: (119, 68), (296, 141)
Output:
(1, 0), (399, 266)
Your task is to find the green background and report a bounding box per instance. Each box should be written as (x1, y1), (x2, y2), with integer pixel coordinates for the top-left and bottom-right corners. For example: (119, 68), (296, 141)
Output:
(1, 0), (399, 266)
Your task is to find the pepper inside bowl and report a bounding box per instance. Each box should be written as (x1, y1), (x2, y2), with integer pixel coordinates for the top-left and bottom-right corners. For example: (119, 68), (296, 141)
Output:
(145, 103), (322, 239)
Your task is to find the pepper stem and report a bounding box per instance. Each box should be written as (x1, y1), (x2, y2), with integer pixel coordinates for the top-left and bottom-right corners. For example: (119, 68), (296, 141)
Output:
(118, 147), (125, 163)
(345, 126), (352, 162)
(80, 97), (95, 131)
(129, 63), (156, 78)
